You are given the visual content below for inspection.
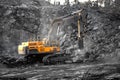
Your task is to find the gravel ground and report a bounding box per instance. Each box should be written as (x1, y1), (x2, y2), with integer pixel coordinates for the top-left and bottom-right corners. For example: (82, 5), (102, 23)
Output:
(0, 63), (120, 80)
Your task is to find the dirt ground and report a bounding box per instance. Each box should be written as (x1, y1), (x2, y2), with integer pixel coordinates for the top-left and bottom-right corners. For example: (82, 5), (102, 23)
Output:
(0, 63), (120, 80)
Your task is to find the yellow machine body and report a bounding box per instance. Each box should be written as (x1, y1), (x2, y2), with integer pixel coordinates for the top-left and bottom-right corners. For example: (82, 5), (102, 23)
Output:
(18, 40), (60, 55)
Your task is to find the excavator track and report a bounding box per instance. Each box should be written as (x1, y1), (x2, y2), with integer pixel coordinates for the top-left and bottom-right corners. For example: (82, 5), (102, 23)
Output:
(42, 53), (72, 65)
(0, 53), (73, 68)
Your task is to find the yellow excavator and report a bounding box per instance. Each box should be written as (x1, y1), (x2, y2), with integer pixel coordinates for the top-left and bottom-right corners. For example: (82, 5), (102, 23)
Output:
(18, 9), (87, 64)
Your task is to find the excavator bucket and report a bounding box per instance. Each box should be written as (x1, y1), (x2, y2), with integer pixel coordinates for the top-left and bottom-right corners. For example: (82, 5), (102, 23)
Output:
(78, 38), (84, 49)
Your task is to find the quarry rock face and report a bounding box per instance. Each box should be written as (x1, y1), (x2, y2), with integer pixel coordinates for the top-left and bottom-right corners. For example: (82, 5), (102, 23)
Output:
(0, 0), (120, 80)
(0, 0), (120, 62)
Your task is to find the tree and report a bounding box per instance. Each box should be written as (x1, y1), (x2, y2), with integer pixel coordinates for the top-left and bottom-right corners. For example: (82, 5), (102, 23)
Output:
(104, 0), (111, 7)
(65, 0), (70, 5)
(74, 0), (79, 4)
(114, 0), (120, 7)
